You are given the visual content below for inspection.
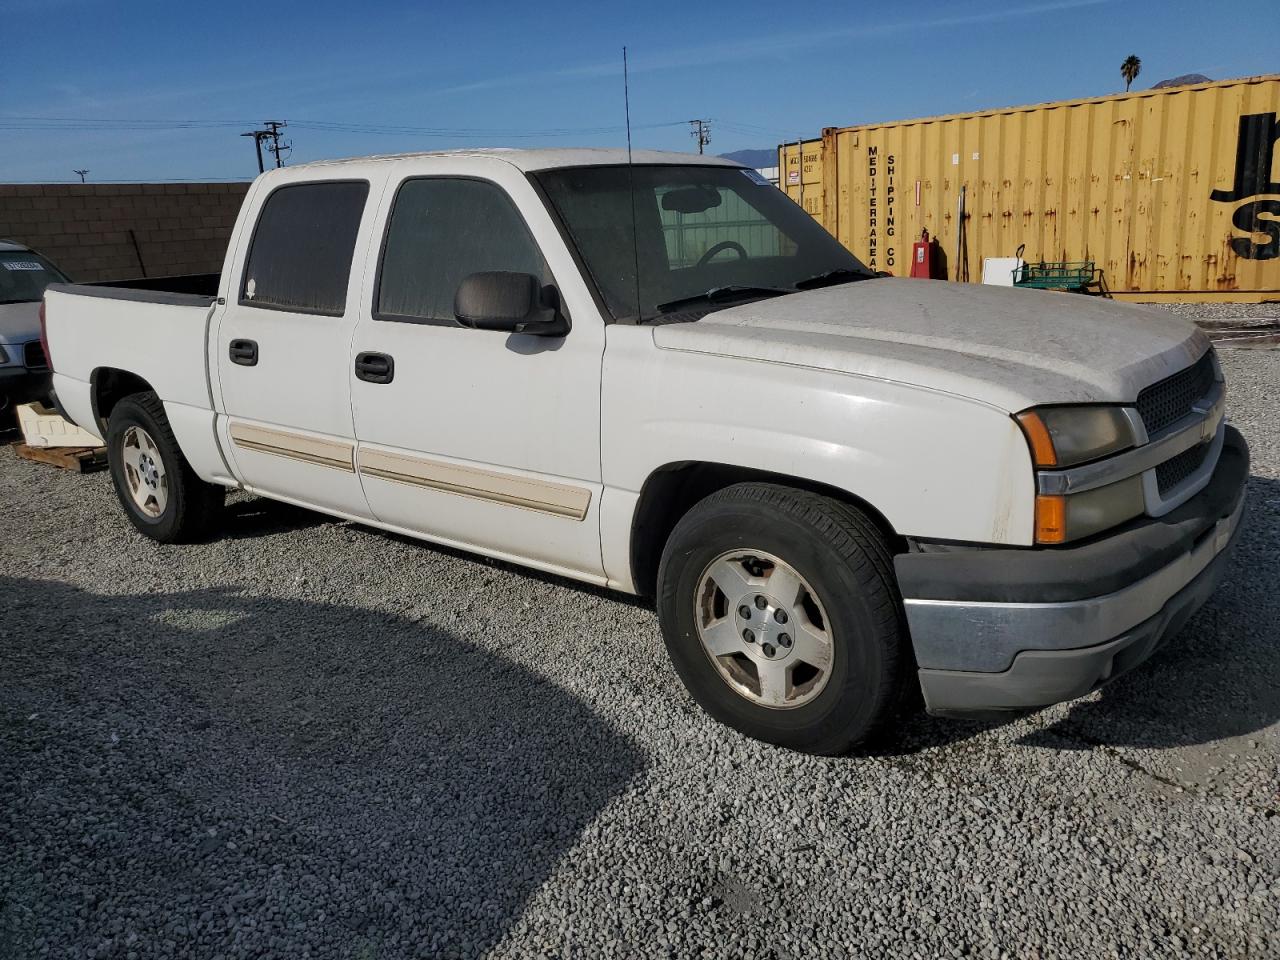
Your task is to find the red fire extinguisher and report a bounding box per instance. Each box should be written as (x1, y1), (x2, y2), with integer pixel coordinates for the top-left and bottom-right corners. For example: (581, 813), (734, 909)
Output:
(910, 229), (935, 279)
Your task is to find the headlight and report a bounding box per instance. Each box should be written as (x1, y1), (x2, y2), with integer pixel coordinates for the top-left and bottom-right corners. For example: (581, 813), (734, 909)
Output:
(1015, 405), (1137, 467)
(1017, 405), (1145, 544)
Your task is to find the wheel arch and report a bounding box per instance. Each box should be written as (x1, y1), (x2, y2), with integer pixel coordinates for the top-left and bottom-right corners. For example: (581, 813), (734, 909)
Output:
(90, 367), (157, 432)
(629, 460), (906, 598)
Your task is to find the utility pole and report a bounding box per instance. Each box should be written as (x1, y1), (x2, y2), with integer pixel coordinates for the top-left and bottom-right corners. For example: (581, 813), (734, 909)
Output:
(688, 119), (711, 155)
(73, 169), (89, 183)
(240, 129), (269, 173)
(264, 120), (290, 168)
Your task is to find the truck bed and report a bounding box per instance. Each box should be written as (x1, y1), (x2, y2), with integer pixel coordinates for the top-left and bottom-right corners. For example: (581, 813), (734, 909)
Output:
(43, 280), (219, 443)
(56, 273), (220, 303)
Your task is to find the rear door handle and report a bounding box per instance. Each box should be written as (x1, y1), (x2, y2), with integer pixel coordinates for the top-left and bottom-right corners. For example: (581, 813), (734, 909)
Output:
(355, 351), (394, 384)
(228, 339), (258, 366)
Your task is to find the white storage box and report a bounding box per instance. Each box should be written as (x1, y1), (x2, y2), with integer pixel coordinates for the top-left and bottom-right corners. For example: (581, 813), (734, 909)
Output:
(17, 402), (102, 448)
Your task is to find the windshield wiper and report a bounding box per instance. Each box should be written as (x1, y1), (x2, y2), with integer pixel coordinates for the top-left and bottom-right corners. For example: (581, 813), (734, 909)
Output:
(793, 267), (874, 290)
(653, 285), (792, 316)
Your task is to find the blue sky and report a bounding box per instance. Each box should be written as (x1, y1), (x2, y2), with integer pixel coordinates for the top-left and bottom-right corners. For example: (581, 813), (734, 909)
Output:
(1, 0), (1275, 182)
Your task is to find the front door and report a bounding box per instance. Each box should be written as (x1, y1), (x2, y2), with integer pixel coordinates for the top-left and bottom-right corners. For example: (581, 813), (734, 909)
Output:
(214, 177), (375, 517)
(348, 163), (605, 580)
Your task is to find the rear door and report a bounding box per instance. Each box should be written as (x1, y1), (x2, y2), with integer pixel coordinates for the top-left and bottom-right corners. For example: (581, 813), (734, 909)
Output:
(347, 159), (606, 580)
(212, 177), (376, 517)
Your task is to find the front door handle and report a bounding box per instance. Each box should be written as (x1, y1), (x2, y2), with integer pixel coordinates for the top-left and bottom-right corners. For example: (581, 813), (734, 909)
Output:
(355, 351), (394, 384)
(228, 339), (258, 366)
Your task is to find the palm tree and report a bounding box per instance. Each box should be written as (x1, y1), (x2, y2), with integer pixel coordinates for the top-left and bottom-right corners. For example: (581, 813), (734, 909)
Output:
(1121, 55), (1142, 92)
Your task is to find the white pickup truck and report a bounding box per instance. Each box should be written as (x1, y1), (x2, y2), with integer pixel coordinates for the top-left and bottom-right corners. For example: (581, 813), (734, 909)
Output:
(42, 149), (1248, 753)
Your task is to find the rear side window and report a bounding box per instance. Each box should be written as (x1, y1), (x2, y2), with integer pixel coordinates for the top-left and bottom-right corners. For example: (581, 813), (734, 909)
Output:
(375, 178), (548, 324)
(240, 181), (369, 316)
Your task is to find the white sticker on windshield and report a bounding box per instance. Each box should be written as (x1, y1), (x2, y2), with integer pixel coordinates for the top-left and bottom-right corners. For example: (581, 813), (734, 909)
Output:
(2, 261), (43, 271)
(740, 169), (773, 187)
(245, 277), (256, 299)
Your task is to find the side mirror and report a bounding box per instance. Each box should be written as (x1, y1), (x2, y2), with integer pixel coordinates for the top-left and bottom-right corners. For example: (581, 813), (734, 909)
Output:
(453, 271), (569, 337)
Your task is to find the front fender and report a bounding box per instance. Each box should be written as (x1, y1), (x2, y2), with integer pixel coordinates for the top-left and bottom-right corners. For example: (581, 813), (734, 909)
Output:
(601, 327), (1036, 554)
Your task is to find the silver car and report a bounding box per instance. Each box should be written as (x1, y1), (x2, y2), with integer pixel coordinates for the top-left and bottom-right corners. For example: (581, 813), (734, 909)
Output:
(0, 239), (68, 416)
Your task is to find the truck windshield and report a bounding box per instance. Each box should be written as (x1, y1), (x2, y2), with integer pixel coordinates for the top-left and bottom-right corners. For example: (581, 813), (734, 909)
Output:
(0, 251), (70, 305)
(534, 164), (873, 323)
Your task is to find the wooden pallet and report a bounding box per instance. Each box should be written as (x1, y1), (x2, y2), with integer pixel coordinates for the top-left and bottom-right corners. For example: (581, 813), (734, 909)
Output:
(12, 442), (108, 473)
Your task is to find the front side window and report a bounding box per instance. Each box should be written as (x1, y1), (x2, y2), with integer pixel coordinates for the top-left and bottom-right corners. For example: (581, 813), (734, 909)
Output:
(534, 164), (871, 323)
(240, 181), (369, 316)
(376, 178), (548, 324)
(0, 250), (69, 304)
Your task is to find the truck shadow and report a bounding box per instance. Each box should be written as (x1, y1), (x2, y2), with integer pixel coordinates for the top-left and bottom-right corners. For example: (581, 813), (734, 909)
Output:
(220, 495), (333, 539)
(0, 576), (644, 959)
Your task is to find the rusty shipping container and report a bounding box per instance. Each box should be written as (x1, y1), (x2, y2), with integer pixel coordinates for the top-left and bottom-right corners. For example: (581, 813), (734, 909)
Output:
(779, 75), (1280, 302)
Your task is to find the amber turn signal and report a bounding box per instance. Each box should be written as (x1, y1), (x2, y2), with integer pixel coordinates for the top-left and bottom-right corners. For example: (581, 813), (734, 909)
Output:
(1017, 411), (1058, 468)
(1034, 494), (1067, 544)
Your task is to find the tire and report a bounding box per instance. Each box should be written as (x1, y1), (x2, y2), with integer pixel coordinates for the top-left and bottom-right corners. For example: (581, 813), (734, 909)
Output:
(106, 391), (224, 543)
(656, 483), (909, 754)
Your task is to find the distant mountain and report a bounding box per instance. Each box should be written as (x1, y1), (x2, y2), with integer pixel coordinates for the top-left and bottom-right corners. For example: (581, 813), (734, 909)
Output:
(718, 148), (777, 169)
(1151, 73), (1212, 89)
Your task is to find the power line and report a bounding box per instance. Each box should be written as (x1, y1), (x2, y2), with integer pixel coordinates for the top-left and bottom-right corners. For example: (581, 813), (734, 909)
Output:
(288, 119), (687, 138)
(0, 115), (690, 139)
(3, 176), (253, 184)
(0, 118), (254, 132)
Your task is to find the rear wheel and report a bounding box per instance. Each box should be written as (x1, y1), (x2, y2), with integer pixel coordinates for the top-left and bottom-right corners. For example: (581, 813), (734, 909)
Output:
(106, 392), (224, 543)
(657, 483), (908, 754)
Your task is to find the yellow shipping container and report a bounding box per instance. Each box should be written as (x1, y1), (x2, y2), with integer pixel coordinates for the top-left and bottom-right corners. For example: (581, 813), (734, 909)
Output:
(779, 75), (1280, 302)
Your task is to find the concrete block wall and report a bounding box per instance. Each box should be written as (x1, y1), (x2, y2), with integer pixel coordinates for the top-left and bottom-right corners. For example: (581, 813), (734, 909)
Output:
(0, 182), (251, 283)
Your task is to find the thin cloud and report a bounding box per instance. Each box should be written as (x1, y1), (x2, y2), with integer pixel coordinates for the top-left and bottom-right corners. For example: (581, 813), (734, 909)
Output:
(9, 0), (1115, 129)
(217, 0), (1115, 118)
(0, 0), (94, 10)
(408, 0), (1114, 97)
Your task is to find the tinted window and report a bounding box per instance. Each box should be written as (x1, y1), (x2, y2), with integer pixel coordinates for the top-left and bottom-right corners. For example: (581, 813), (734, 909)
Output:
(657, 184), (797, 269)
(0, 251), (69, 304)
(535, 165), (869, 323)
(376, 178), (547, 323)
(241, 181), (369, 315)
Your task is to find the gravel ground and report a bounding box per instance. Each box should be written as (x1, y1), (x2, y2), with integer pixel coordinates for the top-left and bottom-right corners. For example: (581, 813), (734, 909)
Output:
(2, 351), (1278, 960)
(1151, 303), (1280, 347)
(1150, 302), (1280, 323)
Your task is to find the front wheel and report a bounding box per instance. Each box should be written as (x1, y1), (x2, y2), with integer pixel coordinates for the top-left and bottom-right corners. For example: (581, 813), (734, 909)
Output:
(106, 391), (224, 543)
(657, 483), (909, 754)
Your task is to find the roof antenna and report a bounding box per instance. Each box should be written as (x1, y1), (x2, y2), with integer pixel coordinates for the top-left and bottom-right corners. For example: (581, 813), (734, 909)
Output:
(624, 45), (643, 324)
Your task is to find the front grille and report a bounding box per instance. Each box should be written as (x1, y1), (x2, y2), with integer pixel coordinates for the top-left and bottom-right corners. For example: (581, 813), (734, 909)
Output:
(1136, 351), (1215, 436)
(23, 339), (47, 370)
(1156, 442), (1212, 495)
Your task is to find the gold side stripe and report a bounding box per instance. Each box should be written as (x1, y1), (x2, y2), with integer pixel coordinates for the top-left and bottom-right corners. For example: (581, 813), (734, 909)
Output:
(229, 422), (355, 473)
(226, 422), (590, 520)
(359, 449), (591, 521)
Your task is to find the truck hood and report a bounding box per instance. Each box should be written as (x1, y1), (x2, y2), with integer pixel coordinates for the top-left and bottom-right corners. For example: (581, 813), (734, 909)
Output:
(0, 300), (40, 344)
(651, 278), (1208, 412)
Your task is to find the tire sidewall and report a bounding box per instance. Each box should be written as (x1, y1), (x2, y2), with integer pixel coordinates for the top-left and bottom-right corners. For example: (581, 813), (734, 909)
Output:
(658, 496), (895, 753)
(106, 398), (184, 541)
